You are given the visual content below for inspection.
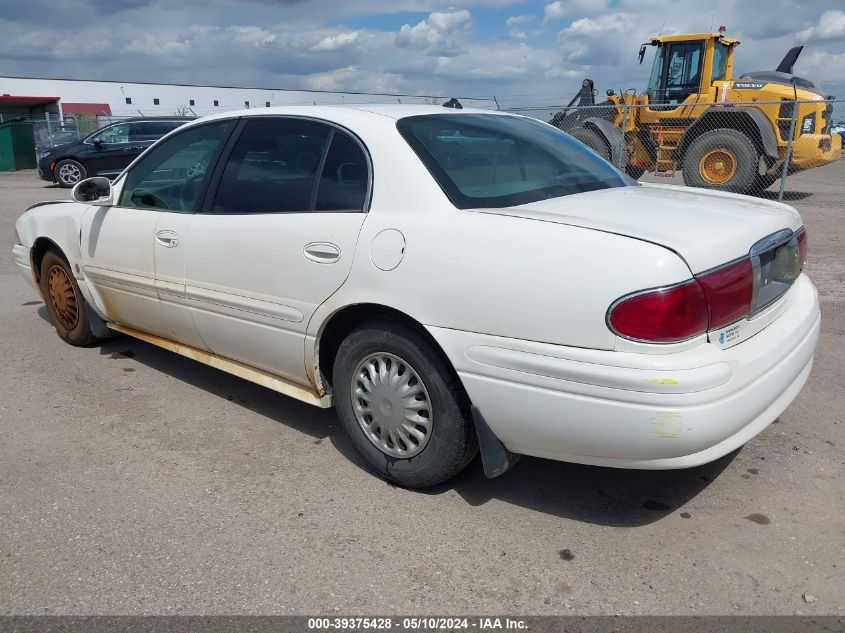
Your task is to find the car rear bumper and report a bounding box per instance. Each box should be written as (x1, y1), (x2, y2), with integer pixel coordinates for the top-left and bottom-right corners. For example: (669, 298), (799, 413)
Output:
(427, 274), (820, 469)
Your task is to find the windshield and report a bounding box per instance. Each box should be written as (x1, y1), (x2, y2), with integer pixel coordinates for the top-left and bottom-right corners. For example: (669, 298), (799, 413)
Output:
(397, 114), (632, 209)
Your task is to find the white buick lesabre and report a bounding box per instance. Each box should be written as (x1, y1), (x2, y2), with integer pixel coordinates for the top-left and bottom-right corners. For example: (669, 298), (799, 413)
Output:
(12, 105), (819, 487)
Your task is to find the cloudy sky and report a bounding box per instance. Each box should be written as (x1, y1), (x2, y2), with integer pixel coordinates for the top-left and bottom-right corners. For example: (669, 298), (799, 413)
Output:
(1, 0), (844, 108)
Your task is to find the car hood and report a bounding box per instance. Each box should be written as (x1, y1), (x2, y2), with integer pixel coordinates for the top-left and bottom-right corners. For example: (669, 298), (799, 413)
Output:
(474, 183), (802, 273)
(37, 139), (79, 156)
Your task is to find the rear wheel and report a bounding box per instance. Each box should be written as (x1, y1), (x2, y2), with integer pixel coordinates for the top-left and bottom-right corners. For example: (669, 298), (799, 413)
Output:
(567, 127), (611, 162)
(53, 159), (86, 188)
(682, 129), (759, 194)
(332, 319), (478, 488)
(39, 249), (97, 346)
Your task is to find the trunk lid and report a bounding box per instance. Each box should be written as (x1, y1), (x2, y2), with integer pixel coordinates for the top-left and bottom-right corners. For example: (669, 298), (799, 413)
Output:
(476, 182), (802, 273)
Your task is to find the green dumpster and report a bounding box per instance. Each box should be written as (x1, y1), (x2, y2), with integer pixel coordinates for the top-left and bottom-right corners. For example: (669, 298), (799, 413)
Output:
(0, 121), (36, 171)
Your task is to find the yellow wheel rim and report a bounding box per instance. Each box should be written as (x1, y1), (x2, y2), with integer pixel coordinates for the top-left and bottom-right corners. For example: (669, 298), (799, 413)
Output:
(699, 148), (737, 185)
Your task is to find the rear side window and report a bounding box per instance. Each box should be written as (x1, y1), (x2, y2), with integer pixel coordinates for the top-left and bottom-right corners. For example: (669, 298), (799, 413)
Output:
(315, 130), (368, 212)
(132, 121), (183, 140)
(212, 118), (369, 214)
(397, 113), (631, 209)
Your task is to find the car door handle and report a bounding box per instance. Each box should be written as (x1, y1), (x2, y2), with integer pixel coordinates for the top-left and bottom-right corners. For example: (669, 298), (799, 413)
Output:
(155, 230), (179, 248)
(304, 242), (340, 263)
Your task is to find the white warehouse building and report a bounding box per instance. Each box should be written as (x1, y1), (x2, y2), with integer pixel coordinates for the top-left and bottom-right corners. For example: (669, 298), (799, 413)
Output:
(0, 75), (495, 121)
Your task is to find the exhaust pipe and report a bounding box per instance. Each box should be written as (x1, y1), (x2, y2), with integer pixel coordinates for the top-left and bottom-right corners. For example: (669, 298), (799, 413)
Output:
(776, 46), (803, 74)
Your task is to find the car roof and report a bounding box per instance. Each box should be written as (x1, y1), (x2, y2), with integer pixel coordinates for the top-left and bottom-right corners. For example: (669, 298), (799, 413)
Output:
(111, 116), (196, 123)
(183, 104), (509, 127)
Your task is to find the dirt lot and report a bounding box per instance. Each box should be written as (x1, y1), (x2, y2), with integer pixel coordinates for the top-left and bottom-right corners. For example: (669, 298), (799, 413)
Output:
(0, 167), (843, 615)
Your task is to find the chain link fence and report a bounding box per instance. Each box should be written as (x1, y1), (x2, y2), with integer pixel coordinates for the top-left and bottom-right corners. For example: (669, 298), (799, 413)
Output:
(507, 98), (845, 202)
(7, 96), (845, 206)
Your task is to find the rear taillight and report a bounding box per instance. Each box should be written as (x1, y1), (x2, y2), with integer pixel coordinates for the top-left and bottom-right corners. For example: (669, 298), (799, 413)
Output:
(609, 228), (806, 344)
(609, 258), (753, 343)
(608, 280), (709, 343)
(796, 227), (807, 270)
(696, 258), (753, 330)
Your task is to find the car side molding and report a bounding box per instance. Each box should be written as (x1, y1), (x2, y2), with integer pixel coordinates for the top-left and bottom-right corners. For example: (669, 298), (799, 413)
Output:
(107, 323), (332, 408)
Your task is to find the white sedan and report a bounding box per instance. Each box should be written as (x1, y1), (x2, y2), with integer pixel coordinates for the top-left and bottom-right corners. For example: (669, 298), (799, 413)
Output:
(12, 105), (819, 487)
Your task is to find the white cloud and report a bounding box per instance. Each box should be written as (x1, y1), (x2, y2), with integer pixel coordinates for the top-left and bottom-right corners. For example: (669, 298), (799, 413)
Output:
(302, 66), (405, 93)
(506, 14), (534, 27)
(796, 10), (845, 42)
(310, 31), (360, 51)
(506, 14), (534, 39)
(560, 13), (633, 38)
(543, 0), (609, 23)
(396, 9), (472, 51)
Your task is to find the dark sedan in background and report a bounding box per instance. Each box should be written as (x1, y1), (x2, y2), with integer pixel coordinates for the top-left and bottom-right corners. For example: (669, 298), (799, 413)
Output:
(37, 117), (193, 187)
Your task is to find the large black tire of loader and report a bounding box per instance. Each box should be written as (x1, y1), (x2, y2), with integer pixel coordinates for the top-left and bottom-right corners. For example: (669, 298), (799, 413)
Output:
(682, 128), (760, 194)
(567, 127), (611, 162)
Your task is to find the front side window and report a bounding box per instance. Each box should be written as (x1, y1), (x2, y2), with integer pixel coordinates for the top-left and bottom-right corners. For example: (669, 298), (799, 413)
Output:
(119, 120), (234, 213)
(647, 45), (665, 103)
(397, 114), (631, 209)
(647, 42), (703, 105)
(664, 42), (703, 103)
(95, 123), (131, 144)
(212, 118), (369, 214)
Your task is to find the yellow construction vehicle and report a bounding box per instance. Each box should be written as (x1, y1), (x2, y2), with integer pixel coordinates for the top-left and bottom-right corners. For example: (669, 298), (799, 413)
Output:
(550, 29), (841, 194)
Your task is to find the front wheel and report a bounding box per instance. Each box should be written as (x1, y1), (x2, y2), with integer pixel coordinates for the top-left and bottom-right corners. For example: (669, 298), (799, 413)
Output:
(53, 159), (86, 188)
(682, 129), (760, 194)
(39, 249), (97, 346)
(332, 319), (478, 488)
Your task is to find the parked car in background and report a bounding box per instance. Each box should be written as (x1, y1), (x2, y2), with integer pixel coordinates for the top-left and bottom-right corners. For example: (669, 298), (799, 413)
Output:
(13, 105), (819, 487)
(37, 117), (193, 187)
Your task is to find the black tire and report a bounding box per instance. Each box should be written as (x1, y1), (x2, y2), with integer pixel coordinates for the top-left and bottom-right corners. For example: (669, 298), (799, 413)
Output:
(333, 319), (478, 488)
(682, 129), (760, 194)
(568, 127), (611, 162)
(39, 249), (97, 346)
(53, 159), (87, 188)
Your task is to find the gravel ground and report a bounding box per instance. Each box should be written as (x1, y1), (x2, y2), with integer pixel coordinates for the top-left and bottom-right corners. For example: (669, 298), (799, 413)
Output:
(0, 168), (842, 615)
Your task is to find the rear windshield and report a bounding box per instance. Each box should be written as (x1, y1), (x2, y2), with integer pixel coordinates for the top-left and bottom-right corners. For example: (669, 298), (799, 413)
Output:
(397, 113), (633, 209)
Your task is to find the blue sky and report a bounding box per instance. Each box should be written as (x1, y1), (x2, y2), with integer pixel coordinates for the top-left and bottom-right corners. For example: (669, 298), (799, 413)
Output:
(1, 0), (844, 108)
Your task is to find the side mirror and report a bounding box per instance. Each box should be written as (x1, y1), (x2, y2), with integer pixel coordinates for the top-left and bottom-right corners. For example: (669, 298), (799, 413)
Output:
(72, 176), (112, 205)
(638, 43), (647, 65)
(93, 137), (104, 148)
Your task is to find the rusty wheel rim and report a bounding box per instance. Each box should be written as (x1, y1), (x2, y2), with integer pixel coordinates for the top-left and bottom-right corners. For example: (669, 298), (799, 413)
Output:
(699, 148), (737, 185)
(46, 264), (79, 330)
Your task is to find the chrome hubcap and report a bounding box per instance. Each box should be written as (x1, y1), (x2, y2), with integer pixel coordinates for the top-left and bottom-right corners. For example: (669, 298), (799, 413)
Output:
(58, 163), (82, 184)
(351, 352), (432, 458)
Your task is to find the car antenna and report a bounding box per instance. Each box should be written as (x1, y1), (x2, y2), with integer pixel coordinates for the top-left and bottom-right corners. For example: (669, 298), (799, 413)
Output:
(442, 98), (463, 109)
